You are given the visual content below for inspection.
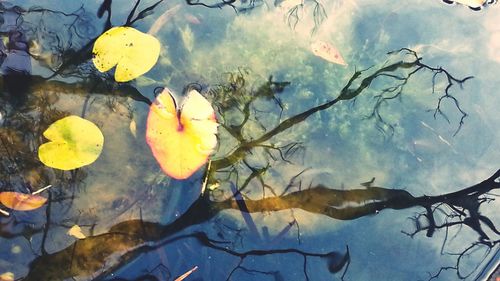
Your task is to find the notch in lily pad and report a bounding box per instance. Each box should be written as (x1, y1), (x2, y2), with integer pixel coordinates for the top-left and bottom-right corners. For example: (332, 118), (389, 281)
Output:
(38, 115), (104, 170)
(92, 26), (161, 82)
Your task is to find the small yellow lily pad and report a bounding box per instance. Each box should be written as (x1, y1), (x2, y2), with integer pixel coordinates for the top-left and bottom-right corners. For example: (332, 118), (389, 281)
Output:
(92, 26), (161, 82)
(38, 115), (104, 170)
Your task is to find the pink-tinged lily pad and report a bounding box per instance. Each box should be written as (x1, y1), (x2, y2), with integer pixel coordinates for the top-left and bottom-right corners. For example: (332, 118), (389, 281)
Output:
(146, 88), (218, 180)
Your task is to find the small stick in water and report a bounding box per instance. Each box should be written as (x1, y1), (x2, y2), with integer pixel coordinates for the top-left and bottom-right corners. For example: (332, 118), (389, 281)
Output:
(174, 266), (198, 281)
(32, 185), (52, 195)
(201, 160), (211, 194)
(0, 208), (10, 216)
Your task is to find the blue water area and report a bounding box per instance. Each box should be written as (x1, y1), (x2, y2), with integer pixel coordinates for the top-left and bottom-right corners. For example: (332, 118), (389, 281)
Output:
(0, 0), (499, 280)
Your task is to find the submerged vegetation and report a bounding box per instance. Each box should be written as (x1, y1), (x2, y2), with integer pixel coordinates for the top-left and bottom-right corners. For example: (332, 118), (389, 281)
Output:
(0, 0), (498, 280)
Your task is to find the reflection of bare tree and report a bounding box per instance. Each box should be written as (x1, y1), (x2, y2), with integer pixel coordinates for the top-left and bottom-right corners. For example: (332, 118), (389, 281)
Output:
(0, 1), (166, 271)
(283, 0), (327, 33)
(0, 0), (166, 79)
(1, 2), (495, 280)
(22, 169), (499, 280)
(207, 48), (472, 194)
(183, 0), (327, 33)
(16, 47), (498, 281)
(0, 71), (158, 260)
(369, 49), (472, 136)
(183, 0), (272, 14)
(402, 170), (500, 280)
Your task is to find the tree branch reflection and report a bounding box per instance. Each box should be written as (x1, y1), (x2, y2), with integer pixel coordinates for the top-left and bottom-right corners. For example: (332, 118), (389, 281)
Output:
(23, 169), (500, 280)
(1, 2), (496, 280)
(19, 47), (498, 280)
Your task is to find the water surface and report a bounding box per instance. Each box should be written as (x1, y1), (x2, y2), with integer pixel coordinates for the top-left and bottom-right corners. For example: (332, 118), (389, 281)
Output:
(0, 0), (499, 280)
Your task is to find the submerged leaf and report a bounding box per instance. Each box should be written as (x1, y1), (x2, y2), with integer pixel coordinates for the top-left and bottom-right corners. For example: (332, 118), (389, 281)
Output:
(311, 40), (347, 66)
(92, 26), (160, 82)
(0, 192), (47, 211)
(180, 25), (194, 53)
(38, 115), (104, 170)
(129, 119), (137, 138)
(148, 4), (182, 35)
(146, 88), (218, 180)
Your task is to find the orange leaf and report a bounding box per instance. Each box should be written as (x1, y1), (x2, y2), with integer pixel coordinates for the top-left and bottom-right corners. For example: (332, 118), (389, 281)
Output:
(0, 192), (47, 211)
(174, 266), (198, 281)
(146, 88), (218, 180)
(0, 272), (14, 281)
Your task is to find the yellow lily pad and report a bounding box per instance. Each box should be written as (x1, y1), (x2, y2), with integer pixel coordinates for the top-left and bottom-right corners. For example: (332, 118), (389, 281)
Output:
(38, 115), (104, 170)
(92, 26), (161, 82)
(146, 88), (218, 180)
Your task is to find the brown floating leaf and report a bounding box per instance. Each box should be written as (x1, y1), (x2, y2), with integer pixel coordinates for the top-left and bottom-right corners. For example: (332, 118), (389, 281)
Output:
(0, 192), (47, 211)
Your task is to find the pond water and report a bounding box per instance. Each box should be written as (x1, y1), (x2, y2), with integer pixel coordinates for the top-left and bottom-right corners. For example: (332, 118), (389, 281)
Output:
(0, 0), (499, 280)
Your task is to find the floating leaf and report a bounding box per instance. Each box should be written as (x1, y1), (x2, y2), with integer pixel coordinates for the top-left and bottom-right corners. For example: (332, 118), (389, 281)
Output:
(92, 26), (160, 82)
(180, 25), (194, 53)
(0, 192), (47, 211)
(38, 115), (104, 170)
(67, 225), (86, 239)
(174, 266), (198, 281)
(0, 272), (14, 281)
(146, 88), (218, 180)
(311, 40), (347, 66)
